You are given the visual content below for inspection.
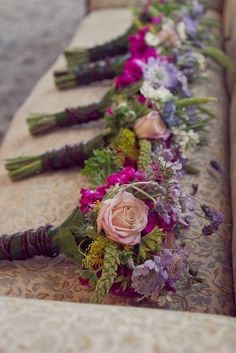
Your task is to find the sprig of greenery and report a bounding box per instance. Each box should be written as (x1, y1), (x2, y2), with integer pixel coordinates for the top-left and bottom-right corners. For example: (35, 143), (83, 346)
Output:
(82, 149), (122, 185)
(139, 227), (164, 261)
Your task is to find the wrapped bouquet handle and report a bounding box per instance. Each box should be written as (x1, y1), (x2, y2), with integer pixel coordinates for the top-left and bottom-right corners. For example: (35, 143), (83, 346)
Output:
(54, 54), (129, 90)
(64, 23), (136, 68)
(5, 134), (107, 181)
(0, 208), (85, 263)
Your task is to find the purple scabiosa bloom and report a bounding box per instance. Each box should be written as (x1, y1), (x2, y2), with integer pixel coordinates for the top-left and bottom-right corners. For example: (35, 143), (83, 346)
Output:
(141, 57), (189, 96)
(201, 204), (224, 235)
(141, 57), (179, 90)
(131, 258), (168, 299)
(131, 248), (188, 300)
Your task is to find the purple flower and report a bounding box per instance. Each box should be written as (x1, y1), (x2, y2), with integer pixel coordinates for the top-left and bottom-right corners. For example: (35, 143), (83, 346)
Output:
(201, 204), (224, 235)
(142, 57), (179, 90)
(163, 100), (180, 127)
(184, 17), (198, 38)
(210, 160), (222, 174)
(131, 248), (188, 300)
(177, 51), (200, 81)
(141, 57), (189, 95)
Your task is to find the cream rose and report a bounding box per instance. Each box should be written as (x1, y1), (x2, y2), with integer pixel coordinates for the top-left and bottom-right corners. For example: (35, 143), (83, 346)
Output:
(97, 191), (148, 245)
(134, 111), (170, 140)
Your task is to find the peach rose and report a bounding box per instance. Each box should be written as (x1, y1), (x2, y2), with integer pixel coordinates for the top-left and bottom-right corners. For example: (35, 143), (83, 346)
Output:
(158, 27), (180, 48)
(97, 191), (148, 245)
(134, 111), (170, 140)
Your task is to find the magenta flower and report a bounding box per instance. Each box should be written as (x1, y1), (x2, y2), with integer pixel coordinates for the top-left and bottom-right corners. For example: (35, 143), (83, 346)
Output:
(115, 58), (143, 89)
(80, 185), (107, 214)
(107, 167), (137, 186)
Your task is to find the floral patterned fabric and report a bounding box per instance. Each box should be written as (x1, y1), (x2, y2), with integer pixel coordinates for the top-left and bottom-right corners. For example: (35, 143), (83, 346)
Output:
(0, 8), (234, 315)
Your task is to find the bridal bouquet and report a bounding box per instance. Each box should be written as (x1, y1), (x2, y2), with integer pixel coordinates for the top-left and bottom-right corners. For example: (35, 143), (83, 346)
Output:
(0, 158), (224, 305)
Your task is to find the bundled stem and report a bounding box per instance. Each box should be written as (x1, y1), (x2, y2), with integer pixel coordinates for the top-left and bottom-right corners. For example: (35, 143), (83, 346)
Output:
(27, 82), (141, 135)
(0, 207), (85, 262)
(64, 24), (135, 68)
(5, 134), (107, 181)
(54, 54), (129, 90)
(0, 225), (58, 261)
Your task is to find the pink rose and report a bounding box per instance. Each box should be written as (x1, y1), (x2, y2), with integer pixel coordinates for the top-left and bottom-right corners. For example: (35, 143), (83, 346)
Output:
(97, 191), (148, 245)
(134, 111), (170, 140)
(158, 27), (179, 48)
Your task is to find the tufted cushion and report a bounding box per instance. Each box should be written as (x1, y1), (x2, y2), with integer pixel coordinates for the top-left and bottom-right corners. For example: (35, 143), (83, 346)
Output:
(0, 9), (234, 315)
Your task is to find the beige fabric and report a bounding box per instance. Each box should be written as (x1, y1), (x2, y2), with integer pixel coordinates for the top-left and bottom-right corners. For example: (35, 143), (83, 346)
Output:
(0, 296), (236, 353)
(0, 9), (234, 314)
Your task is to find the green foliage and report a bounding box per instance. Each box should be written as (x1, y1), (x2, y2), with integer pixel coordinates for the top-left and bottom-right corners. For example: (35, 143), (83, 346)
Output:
(138, 139), (152, 171)
(76, 269), (98, 290)
(53, 207), (88, 263)
(119, 248), (133, 265)
(151, 3), (181, 17)
(82, 149), (122, 185)
(93, 242), (120, 304)
(105, 98), (148, 132)
(139, 227), (164, 262)
(60, 207), (84, 229)
(54, 228), (82, 263)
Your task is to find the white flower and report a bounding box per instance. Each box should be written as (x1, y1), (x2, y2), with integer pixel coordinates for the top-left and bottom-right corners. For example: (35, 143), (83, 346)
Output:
(141, 81), (173, 102)
(176, 22), (187, 42)
(171, 126), (200, 158)
(194, 53), (206, 72)
(145, 32), (160, 47)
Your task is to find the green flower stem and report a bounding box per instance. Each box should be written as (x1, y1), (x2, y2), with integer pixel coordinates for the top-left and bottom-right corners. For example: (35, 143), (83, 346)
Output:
(27, 82), (142, 135)
(0, 207), (85, 262)
(5, 134), (110, 181)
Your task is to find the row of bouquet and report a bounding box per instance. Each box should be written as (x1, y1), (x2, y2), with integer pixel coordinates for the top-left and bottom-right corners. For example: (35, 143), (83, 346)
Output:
(0, 0), (227, 306)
